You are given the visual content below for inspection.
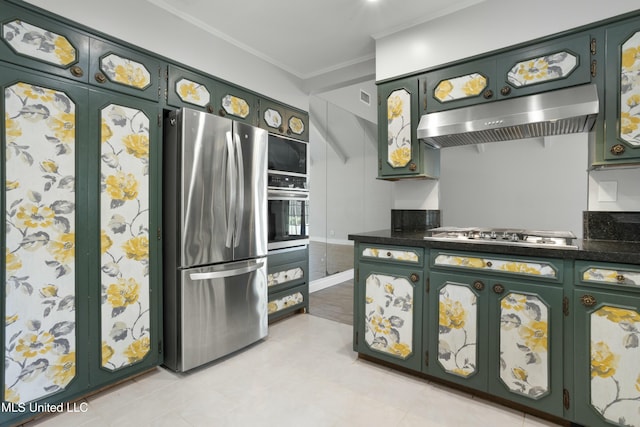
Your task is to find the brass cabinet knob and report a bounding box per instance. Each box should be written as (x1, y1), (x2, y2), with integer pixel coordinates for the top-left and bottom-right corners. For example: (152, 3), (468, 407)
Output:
(493, 283), (505, 294)
(286, 128), (292, 135)
(610, 144), (625, 155)
(70, 65), (84, 78)
(486, 261), (493, 268)
(616, 274), (626, 283)
(94, 72), (107, 84)
(408, 162), (417, 172)
(278, 126), (284, 133)
(580, 294), (597, 307)
(473, 280), (485, 291)
(218, 109), (226, 117)
(386, 252), (392, 257)
(410, 273), (419, 283)
(483, 89), (494, 99)
(206, 104), (214, 114)
(500, 86), (511, 96)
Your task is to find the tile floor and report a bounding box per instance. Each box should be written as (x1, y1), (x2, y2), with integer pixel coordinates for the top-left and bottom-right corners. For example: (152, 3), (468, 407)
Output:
(24, 315), (563, 427)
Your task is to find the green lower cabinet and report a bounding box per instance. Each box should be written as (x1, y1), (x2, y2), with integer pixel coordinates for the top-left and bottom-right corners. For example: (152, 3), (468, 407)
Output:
(267, 246), (309, 323)
(428, 271), (564, 417)
(573, 289), (640, 427)
(356, 262), (424, 372)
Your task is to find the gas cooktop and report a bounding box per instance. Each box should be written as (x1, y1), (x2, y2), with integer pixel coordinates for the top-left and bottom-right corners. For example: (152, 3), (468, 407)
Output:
(423, 227), (579, 250)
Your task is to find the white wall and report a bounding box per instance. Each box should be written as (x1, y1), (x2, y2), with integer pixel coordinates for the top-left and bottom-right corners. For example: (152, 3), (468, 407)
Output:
(25, 0), (308, 110)
(309, 98), (392, 242)
(376, 0), (640, 81)
(439, 135), (589, 238)
(589, 168), (640, 211)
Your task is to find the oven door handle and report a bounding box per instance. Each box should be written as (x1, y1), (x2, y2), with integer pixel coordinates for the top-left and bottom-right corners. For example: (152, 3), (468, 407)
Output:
(268, 190), (309, 200)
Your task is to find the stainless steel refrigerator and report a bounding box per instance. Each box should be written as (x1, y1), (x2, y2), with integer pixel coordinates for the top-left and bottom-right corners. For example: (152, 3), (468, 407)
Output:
(162, 108), (268, 372)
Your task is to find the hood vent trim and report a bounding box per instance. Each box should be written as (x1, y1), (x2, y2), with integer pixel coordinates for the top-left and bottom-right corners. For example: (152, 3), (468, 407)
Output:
(417, 84), (599, 149)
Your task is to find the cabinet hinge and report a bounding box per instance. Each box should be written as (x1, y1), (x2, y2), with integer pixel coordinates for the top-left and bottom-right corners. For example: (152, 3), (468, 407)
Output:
(157, 227), (161, 240)
(377, 94), (381, 106)
(563, 389), (570, 410)
(591, 60), (597, 78)
(590, 38), (597, 55)
(158, 340), (163, 354)
(355, 331), (359, 346)
(562, 296), (569, 317)
(425, 351), (429, 366)
(157, 113), (162, 128)
(426, 277), (430, 293)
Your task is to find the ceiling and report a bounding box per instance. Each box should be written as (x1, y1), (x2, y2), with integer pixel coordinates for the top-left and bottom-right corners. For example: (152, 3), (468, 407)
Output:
(147, 0), (485, 82)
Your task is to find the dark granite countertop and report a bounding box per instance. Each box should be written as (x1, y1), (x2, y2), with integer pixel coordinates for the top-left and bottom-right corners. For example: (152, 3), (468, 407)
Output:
(348, 229), (640, 265)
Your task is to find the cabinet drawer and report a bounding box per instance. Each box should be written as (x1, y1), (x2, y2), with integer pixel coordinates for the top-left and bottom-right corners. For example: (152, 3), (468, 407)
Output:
(359, 244), (424, 266)
(268, 283), (308, 321)
(575, 260), (640, 290)
(268, 260), (306, 292)
(430, 251), (563, 283)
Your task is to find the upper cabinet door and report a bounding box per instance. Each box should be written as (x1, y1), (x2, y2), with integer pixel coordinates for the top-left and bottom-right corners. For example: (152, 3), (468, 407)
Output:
(0, 2), (89, 82)
(604, 18), (640, 161)
(88, 38), (161, 102)
(378, 76), (421, 177)
(496, 33), (592, 100)
(210, 80), (257, 125)
(166, 64), (217, 113)
(258, 98), (309, 141)
(423, 58), (496, 113)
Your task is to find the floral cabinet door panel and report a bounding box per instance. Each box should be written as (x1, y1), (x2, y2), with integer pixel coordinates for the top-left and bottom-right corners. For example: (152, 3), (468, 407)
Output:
(356, 263), (423, 372)
(604, 19), (640, 161)
(0, 1), (90, 83)
(487, 279), (565, 418)
(88, 89), (161, 386)
(2, 64), (90, 416)
(573, 290), (640, 427)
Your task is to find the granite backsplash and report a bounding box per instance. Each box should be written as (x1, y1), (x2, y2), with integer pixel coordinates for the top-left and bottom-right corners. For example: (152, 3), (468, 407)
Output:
(391, 209), (441, 232)
(583, 211), (640, 242)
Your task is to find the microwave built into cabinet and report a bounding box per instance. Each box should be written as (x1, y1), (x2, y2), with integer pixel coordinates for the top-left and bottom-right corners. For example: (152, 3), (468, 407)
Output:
(267, 133), (309, 250)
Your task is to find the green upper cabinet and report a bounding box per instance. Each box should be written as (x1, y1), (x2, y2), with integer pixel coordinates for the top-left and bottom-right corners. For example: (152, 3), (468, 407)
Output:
(422, 58), (496, 113)
(495, 33), (592, 99)
(603, 18), (640, 162)
(166, 63), (218, 113)
(210, 80), (258, 125)
(422, 33), (592, 114)
(258, 98), (309, 141)
(378, 76), (439, 180)
(0, 1), (90, 82)
(88, 37), (162, 102)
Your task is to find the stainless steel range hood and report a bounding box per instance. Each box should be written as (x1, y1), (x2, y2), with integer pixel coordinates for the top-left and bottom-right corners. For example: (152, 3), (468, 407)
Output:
(417, 84), (599, 149)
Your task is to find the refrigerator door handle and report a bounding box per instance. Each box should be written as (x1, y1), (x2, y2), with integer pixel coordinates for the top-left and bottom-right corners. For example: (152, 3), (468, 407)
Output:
(233, 132), (244, 247)
(225, 131), (237, 248)
(188, 261), (265, 281)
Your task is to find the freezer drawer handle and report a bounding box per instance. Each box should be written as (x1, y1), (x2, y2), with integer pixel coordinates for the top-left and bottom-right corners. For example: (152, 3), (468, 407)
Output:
(189, 261), (265, 281)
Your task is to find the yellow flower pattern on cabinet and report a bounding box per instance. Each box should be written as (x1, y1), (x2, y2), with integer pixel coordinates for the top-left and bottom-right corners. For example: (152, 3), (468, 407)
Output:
(499, 293), (549, 398)
(507, 52), (577, 87)
(620, 31), (640, 146)
(288, 116), (305, 135)
(222, 95), (250, 118)
(433, 73), (487, 102)
(590, 306), (640, 425)
(364, 273), (413, 359)
(4, 82), (77, 403)
(268, 292), (304, 314)
(267, 267), (304, 287)
(438, 284), (477, 377)
(2, 20), (77, 66)
(583, 267), (640, 287)
(362, 247), (419, 263)
(434, 255), (557, 278)
(100, 104), (151, 370)
(175, 78), (211, 107)
(100, 54), (151, 90)
(386, 89), (412, 168)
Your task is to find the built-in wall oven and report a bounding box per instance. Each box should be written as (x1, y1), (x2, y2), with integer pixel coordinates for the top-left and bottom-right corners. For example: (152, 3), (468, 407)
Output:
(267, 133), (309, 250)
